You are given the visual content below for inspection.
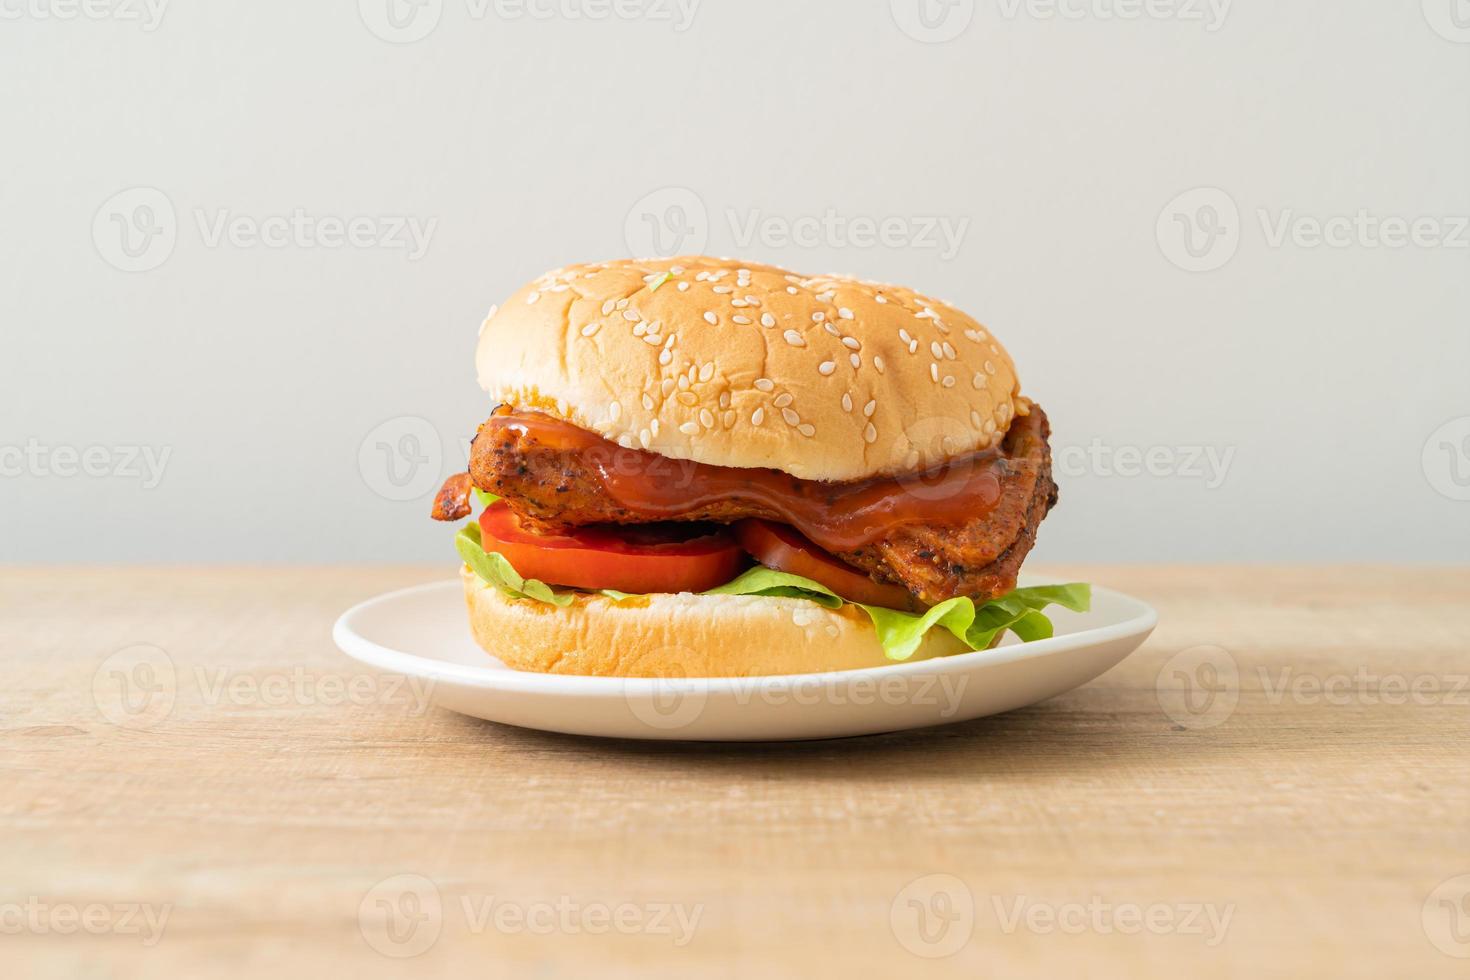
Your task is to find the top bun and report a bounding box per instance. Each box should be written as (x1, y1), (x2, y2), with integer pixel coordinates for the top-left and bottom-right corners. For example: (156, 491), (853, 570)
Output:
(475, 256), (1026, 482)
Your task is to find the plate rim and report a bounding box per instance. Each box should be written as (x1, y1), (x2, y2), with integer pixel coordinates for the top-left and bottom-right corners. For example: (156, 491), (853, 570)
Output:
(332, 578), (1158, 693)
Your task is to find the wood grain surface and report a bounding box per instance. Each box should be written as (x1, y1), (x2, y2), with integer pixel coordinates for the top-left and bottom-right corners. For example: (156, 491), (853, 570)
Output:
(2, 565), (1467, 978)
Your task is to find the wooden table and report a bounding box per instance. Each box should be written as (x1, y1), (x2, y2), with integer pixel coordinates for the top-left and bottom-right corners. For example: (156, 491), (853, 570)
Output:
(2, 565), (1467, 978)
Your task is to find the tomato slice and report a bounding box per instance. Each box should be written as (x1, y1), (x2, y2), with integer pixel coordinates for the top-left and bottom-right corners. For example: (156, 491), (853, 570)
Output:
(734, 519), (919, 611)
(477, 502), (746, 594)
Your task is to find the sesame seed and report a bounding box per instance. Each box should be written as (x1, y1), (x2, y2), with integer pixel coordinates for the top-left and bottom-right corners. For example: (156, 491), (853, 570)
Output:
(751, 408), (765, 426)
(985, 419), (997, 434)
(699, 409), (715, 428)
(580, 323), (600, 337)
(643, 334), (662, 346)
(818, 361), (836, 375)
(781, 408), (800, 426)
(731, 299), (747, 309)
(942, 342), (957, 360)
(719, 391), (731, 408)
(632, 321), (648, 336)
(723, 410), (736, 428)
(783, 330), (805, 348)
(601, 299), (615, 315)
(744, 295), (759, 305)
(754, 378), (775, 393)
(774, 393), (794, 408)
(985, 360), (996, 375)
(864, 423), (877, 444)
(971, 410), (983, 428)
(875, 295), (887, 304)
(699, 363), (715, 382)
(641, 393), (655, 410)
(703, 311), (717, 325)
(658, 350), (672, 365)
(679, 422), (700, 435)
(732, 315), (751, 325)
(609, 401), (622, 421)
(639, 429), (651, 449)
(616, 298), (629, 309)
(798, 423), (816, 437)
(842, 337), (861, 351)
(899, 329), (913, 344)
(677, 282), (690, 292)
(930, 363), (940, 383)
(838, 307), (854, 320)
(526, 291), (540, 304)
(964, 329), (986, 343)
(760, 313), (776, 328)
(713, 286), (733, 294)
(660, 378), (676, 396)
(863, 399), (876, 417)
(973, 373), (985, 389)
(650, 418), (661, 436)
(812, 312), (825, 322)
(624, 310), (641, 322)
(930, 341), (944, 359)
(873, 356), (885, 374)
(942, 376), (956, 388)
(849, 353), (861, 369)
(617, 434), (634, 449)
(677, 391), (697, 406)
(842, 393), (853, 412)
(908, 340), (919, 355)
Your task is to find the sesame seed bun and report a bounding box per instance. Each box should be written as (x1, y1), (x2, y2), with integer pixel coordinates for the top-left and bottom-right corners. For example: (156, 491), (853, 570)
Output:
(460, 566), (973, 677)
(476, 256), (1026, 482)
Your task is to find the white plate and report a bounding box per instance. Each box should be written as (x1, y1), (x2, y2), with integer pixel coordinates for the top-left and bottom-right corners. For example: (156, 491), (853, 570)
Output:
(333, 579), (1156, 741)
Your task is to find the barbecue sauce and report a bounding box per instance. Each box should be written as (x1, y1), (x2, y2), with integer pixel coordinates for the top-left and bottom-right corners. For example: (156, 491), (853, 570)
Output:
(485, 408), (1006, 553)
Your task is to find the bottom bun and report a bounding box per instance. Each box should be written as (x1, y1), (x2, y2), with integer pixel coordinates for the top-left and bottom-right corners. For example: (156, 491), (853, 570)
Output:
(460, 566), (972, 677)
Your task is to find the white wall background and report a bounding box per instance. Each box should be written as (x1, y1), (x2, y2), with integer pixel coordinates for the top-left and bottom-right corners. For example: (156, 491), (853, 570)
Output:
(2, 0), (1467, 563)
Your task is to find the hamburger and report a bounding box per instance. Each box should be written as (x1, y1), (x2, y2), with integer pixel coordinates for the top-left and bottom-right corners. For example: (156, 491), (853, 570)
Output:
(431, 256), (1087, 677)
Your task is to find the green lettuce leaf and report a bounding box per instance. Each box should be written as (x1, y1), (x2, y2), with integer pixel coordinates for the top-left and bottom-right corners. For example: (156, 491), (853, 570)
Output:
(708, 569), (1090, 661)
(455, 522), (573, 607)
(453, 521), (1090, 661)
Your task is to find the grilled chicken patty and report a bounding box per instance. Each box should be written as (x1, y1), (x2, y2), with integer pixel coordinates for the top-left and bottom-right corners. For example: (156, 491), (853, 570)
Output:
(438, 407), (1057, 606)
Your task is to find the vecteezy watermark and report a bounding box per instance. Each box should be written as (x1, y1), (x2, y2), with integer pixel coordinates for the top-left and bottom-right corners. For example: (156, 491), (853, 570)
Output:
(0, 0), (169, 30)
(92, 644), (178, 730)
(624, 186), (710, 258)
(1054, 440), (1236, 489)
(1422, 0), (1470, 44)
(93, 187), (437, 271)
(994, 0), (1232, 31)
(93, 187), (177, 273)
(1158, 186), (1470, 272)
(1155, 645), (1239, 730)
(358, 874), (703, 957)
(1258, 667), (1469, 708)
(890, 0), (975, 43)
(1156, 187), (1241, 272)
(359, 416), (445, 502)
(193, 209), (436, 260)
(890, 874), (975, 958)
(0, 898), (172, 947)
(358, 0), (700, 43)
(192, 667), (437, 715)
(727, 209), (970, 262)
(1423, 873), (1470, 958)
(989, 895), (1234, 946)
(0, 439), (172, 489)
(624, 187), (971, 261)
(621, 654), (970, 735)
(889, 875), (1235, 957)
(1422, 417), (1470, 502)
